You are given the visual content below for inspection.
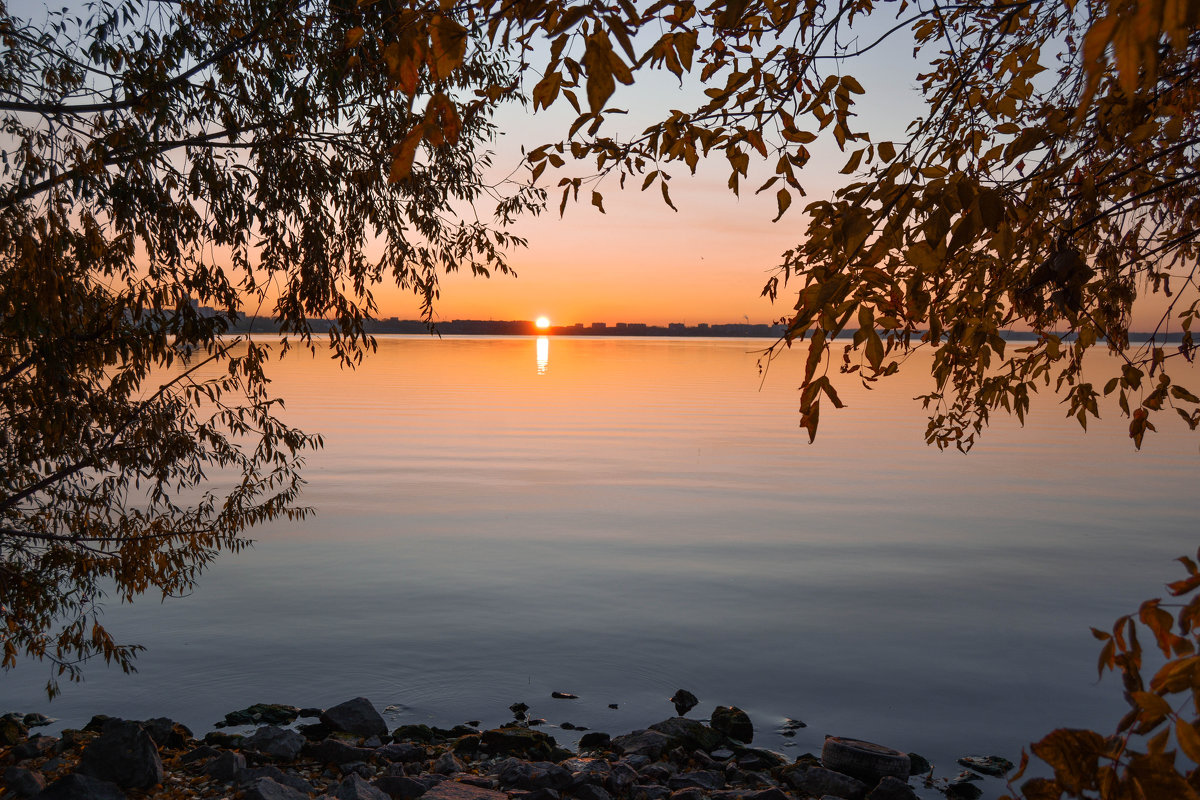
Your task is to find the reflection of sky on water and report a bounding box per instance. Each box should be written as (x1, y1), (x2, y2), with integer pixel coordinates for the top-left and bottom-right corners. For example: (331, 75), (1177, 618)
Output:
(9, 336), (1198, 789)
(536, 336), (548, 375)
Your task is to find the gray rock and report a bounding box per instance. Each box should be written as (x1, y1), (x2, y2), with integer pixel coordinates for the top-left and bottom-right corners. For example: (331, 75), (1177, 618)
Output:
(379, 742), (425, 763)
(222, 704), (302, 727)
(509, 790), (559, 800)
(334, 773), (392, 800)
(714, 789), (788, 800)
(374, 775), (429, 799)
(782, 766), (868, 800)
(577, 732), (611, 750)
(710, 707), (753, 744)
(571, 785), (612, 800)
(611, 730), (671, 760)
(666, 788), (707, 800)
(243, 725), (306, 761)
(563, 757), (612, 788)
(638, 764), (675, 783)
(0, 716), (28, 745)
(667, 770), (725, 792)
(422, 782), (511, 800)
(239, 765), (314, 794)
(458, 776), (499, 790)
(866, 777), (918, 800)
(649, 718), (726, 752)
(669, 690), (699, 716)
(609, 762), (638, 792)
(631, 787), (671, 800)
(136, 717), (192, 750)
(5, 766), (46, 798)
(12, 736), (56, 760)
(734, 748), (787, 770)
(243, 777), (310, 800)
(321, 698), (388, 738)
(479, 728), (558, 760)
(204, 750), (247, 782)
(434, 751), (464, 775)
(955, 756), (1013, 777)
(32, 773), (125, 800)
(305, 737), (376, 765)
(22, 713), (53, 729)
(494, 759), (572, 791)
(77, 719), (163, 790)
(906, 754), (931, 776)
(179, 745), (221, 765)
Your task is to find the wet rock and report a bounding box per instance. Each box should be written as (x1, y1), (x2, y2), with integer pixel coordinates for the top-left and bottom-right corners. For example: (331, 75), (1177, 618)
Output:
(571, 784), (613, 800)
(480, 728), (557, 760)
(563, 757), (612, 788)
(631, 786), (671, 800)
(374, 775), (429, 800)
(434, 751), (464, 775)
(609, 762), (638, 792)
(392, 725), (442, 744)
(12, 735), (56, 760)
(340, 762), (376, 780)
(203, 731), (245, 748)
(906, 754), (931, 776)
(304, 737), (375, 765)
(222, 704), (302, 727)
(243, 776), (311, 800)
(709, 707), (753, 744)
(423, 781), (511, 800)
(334, 772), (392, 800)
(956, 756), (1013, 777)
(0, 716), (28, 745)
(179, 745), (221, 767)
(204, 750), (248, 782)
(578, 732), (610, 750)
(299, 722), (333, 741)
(552, 692), (579, 700)
(649, 717), (726, 752)
(379, 742), (425, 763)
(239, 765), (315, 794)
(612, 730), (671, 760)
(82, 715), (114, 733)
(4, 766), (45, 797)
(608, 704), (619, 710)
(322, 698), (388, 739)
(667, 788), (708, 800)
(667, 770), (725, 791)
(33, 773), (125, 800)
(21, 713), (52, 729)
(734, 748), (786, 771)
(781, 765), (868, 800)
(945, 782), (983, 800)
(639, 763), (675, 783)
(865, 777), (919, 800)
(299, 707), (324, 718)
(137, 717), (192, 750)
(77, 719), (163, 790)
(494, 758), (572, 791)
(243, 725), (306, 761)
(669, 691), (699, 716)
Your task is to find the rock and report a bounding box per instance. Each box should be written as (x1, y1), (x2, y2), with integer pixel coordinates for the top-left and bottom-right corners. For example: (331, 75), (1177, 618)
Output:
(781, 765), (868, 800)
(667, 788), (707, 800)
(242, 725), (306, 761)
(866, 777), (918, 800)
(452, 734), (481, 755)
(493, 758), (572, 791)
(734, 748), (786, 770)
(639, 763), (675, 783)
(239, 765), (315, 794)
(243, 776), (311, 800)
(561, 722), (577, 730)
(608, 704), (619, 710)
(374, 775), (429, 800)
(571, 785), (612, 800)
(669, 690), (699, 716)
(632, 787), (671, 800)
(222, 704), (302, 727)
(12, 735), (56, 760)
(458, 776), (499, 790)
(203, 731), (245, 748)
(21, 713), (53, 729)
(299, 722), (333, 741)
(299, 707), (324, 718)
(709, 707), (753, 744)
(0, 716), (28, 745)
(136, 717), (192, 750)
(945, 782), (983, 800)
(667, 770), (725, 791)
(480, 728), (557, 760)
(649, 717), (727, 752)
(422, 781), (511, 800)
(179, 745), (221, 765)
(82, 715), (114, 733)
(321, 697), (388, 738)
(906, 754), (931, 776)
(341, 762), (376, 780)
(956, 756), (1013, 777)
(562, 757), (612, 788)
(32, 773), (125, 800)
(5, 766), (46, 797)
(611, 730), (671, 760)
(204, 750), (247, 782)
(304, 737), (376, 765)
(434, 751), (464, 775)
(334, 773), (393, 800)
(392, 724), (442, 744)
(378, 742), (425, 763)
(510, 790), (560, 800)
(77, 719), (163, 790)
(609, 762), (638, 792)
(723, 789), (789, 800)
(578, 732), (611, 750)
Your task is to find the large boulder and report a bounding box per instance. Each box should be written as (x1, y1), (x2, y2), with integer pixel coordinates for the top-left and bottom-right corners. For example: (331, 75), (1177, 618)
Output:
(374, 775), (430, 800)
(479, 728), (557, 760)
(33, 773), (125, 800)
(320, 698), (388, 738)
(4, 766), (45, 798)
(77, 719), (163, 790)
(242, 726), (306, 761)
(333, 773), (392, 800)
(222, 704), (302, 727)
(0, 716), (28, 745)
(709, 707), (753, 744)
(781, 765), (868, 800)
(304, 737), (376, 765)
(648, 718), (726, 752)
(137, 717), (193, 750)
(669, 690), (699, 716)
(243, 777), (311, 800)
(866, 776), (919, 800)
(611, 730), (671, 760)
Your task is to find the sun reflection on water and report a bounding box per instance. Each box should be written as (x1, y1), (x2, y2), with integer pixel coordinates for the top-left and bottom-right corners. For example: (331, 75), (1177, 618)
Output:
(536, 336), (549, 374)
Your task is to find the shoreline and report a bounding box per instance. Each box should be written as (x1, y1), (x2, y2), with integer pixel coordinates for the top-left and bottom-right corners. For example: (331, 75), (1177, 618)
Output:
(1, 697), (1013, 800)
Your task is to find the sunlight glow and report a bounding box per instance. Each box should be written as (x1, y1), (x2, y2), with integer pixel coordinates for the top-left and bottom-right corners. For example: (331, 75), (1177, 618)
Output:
(535, 316), (551, 329)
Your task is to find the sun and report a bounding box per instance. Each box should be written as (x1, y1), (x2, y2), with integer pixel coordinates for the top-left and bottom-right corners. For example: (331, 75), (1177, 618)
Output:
(535, 316), (551, 330)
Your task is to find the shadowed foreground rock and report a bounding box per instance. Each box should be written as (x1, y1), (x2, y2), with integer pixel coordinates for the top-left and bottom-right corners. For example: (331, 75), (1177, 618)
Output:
(0, 699), (1009, 800)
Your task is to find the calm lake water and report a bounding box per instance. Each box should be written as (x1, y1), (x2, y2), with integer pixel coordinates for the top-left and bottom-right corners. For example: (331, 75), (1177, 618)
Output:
(5, 335), (1198, 794)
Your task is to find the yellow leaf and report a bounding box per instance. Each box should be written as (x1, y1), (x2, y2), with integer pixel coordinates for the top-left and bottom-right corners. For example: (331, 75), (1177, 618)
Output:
(1178, 719), (1200, 763)
(344, 27), (365, 49)
(429, 15), (468, 80)
(878, 141), (896, 162)
(773, 188), (791, 222)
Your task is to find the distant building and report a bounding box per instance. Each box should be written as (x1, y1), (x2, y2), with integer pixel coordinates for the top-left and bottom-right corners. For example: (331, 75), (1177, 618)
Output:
(591, 322), (607, 329)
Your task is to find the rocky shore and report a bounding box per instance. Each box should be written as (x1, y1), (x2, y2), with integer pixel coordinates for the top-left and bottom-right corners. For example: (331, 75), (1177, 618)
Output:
(0, 697), (1012, 800)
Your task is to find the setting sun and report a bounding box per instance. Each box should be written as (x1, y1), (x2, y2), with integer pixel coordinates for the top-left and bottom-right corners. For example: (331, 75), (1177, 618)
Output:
(535, 316), (550, 329)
